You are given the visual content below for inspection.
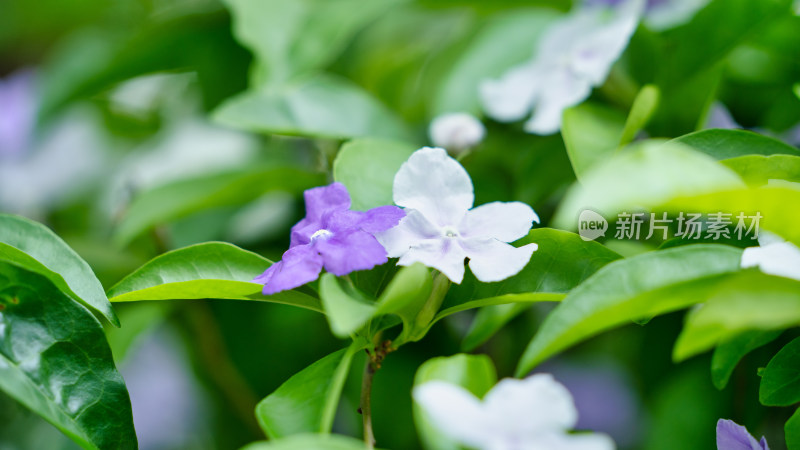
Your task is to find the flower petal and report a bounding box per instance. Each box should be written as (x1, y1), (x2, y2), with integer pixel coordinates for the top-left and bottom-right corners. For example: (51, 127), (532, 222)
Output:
(480, 64), (540, 123)
(357, 205), (406, 234)
(315, 230), (389, 276)
(741, 241), (800, 282)
(375, 209), (440, 258)
(517, 432), (616, 450)
(393, 147), (473, 227)
(523, 71), (593, 135)
(483, 374), (578, 437)
(398, 238), (467, 284)
(462, 238), (537, 283)
(256, 245), (324, 295)
(413, 381), (492, 449)
(716, 419), (764, 450)
(459, 201), (539, 242)
(290, 182), (352, 247)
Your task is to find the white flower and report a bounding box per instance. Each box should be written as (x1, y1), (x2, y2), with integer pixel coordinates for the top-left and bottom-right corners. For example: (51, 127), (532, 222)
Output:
(429, 112), (486, 153)
(376, 147), (538, 284)
(414, 374), (616, 450)
(644, 0), (711, 31)
(480, 0), (644, 135)
(741, 234), (800, 282)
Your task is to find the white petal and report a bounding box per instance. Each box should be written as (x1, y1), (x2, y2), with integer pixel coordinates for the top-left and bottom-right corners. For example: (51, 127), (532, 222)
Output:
(375, 209), (439, 258)
(413, 381), (492, 449)
(482, 374), (578, 437)
(459, 201), (539, 242)
(393, 147), (473, 227)
(429, 112), (486, 152)
(521, 432), (616, 450)
(398, 237), (467, 284)
(645, 0), (710, 31)
(523, 71), (593, 135)
(741, 241), (800, 282)
(462, 238), (537, 283)
(480, 63), (540, 123)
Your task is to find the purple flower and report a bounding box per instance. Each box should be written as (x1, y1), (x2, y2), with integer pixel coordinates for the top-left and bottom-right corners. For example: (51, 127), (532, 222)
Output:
(254, 182), (404, 295)
(716, 419), (769, 450)
(0, 69), (37, 159)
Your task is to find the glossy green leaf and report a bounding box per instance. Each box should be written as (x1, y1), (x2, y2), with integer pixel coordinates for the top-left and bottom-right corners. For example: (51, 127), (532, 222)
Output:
(432, 8), (560, 116)
(562, 102), (626, 179)
(108, 242), (321, 312)
(455, 228), (622, 350)
(552, 141), (745, 230)
(213, 75), (411, 141)
(256, 341), (365, 439)
(760, 336), (800, 406)
(413, 354), (497, 450)
(374, 264), (433, 343)
(241, 434), (377, 450)
(517, 244), (743, 376)
(721, 154), (800, 186)
(787, 408), (800, 450)
(674, 129), (800, 160)
(333, 138), (417, 211)
(0, 214), (118, 326)
(711, 329), (782, 390)
(115, 166), (323, 246)
(661, 186), (800, 247)
(319, 273), (377, 337)
(674, 271), (800, 362)
(224, 0), (397, 85)
(619, 84), (660, 146)
(0, 261), (136, 450)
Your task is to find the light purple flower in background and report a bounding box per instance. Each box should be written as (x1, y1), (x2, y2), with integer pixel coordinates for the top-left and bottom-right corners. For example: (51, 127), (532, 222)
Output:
(254, 182), (404, 295)
(716, 419), (769, 450)
(0, 70), (37, 159)
(588, 0), (710, 30)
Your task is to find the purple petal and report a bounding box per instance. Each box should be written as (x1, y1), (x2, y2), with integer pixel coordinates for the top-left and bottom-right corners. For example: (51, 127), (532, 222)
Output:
(760, 437), (770, 450)
(255, 245), (324, 295)
(0, 70), (37, 159)
(304, 182), (351, 223)
(315, 230), (388, 276)
(716, 419), (764, 450)
(358, 205), (405, 234)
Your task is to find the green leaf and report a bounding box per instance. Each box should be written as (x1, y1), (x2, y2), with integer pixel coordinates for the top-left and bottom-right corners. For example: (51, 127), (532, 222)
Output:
(256, 341), (365, 439)
(115, 166), (323, 246)
(674, 271), (800, 362)
(516, 244), (743, 376)
(413, 354), (497, 450)
(760, 336), (800, 406)
(711, 329), (782, 390)
(333, 138), (418, 211)
(319, 273), (377, 337)
(432, 8), (561, 116)
(213, 75), (411, 141)
(674, 129), (800, 160)
(0, 214), (118, 326)
(374, 263), (434, 343)
(721, 154), (800, 186)
(552, 141), (745, 230)
(107, 242), (321, 312)
(0, 260), (136, 450)
(241, 434), (376, 450)
(561, 102), (626, 179)
(223, 0), (397, 85)
(619, 84), (660, 147)
(787, 408), (800, 450)
(453, 228), (622, 350)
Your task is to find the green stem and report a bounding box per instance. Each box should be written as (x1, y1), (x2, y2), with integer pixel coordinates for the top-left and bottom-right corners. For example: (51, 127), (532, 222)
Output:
(360, 358), (376, 450)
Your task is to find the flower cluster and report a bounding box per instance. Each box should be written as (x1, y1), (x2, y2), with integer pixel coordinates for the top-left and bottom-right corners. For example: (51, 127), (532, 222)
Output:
(254, 147), (539, 293)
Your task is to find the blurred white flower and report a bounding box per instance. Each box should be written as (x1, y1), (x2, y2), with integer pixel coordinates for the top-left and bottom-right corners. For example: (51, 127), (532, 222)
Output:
(644, 0), (710, 30)
(429, 112), (486, 153)
(741, 236), (800, 282)
(414, 374), (616, 450)
(376, 147), (538, 283)
(480, 0), (644, 135)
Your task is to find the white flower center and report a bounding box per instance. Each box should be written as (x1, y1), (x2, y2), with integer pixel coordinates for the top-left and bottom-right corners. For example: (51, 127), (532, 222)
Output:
(310, 229), (333, 242)
(442, 226), (460, 239)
